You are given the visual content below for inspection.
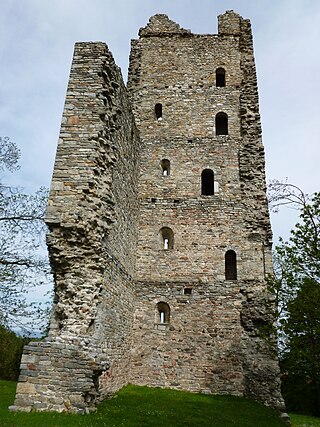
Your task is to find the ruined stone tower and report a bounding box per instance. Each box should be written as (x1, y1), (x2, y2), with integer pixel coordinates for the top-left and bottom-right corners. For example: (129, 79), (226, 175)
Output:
(12, 11), (286, 414)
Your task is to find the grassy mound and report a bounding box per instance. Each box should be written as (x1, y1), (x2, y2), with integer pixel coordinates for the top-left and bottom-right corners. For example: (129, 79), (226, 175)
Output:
(0, 379), (314, 426)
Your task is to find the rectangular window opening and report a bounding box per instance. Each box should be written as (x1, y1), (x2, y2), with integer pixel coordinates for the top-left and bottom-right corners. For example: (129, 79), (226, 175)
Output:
(160, 311), (165, 323)
(164, 238), (169, 250)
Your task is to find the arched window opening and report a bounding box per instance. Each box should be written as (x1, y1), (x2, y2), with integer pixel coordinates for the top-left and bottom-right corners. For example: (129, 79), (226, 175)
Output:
(216, 67), (226, 87)
(215, 112), (228, 135)
(225, 250), (237, 280)
(160, 227), (174, 250)
(160, 159), (170, 176)
(201, 169), (214, 196)
(157, 302), (170, 324)
(155, 103), (163, 120)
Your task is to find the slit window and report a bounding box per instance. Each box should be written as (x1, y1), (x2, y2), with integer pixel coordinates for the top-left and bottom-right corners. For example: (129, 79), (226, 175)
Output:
(216, 68), (226, 87)
(225, 250), (237, 280)
(201, 169), (214, 195)
(160, 227), (174, 250)
(155, 103), (163, 120)
(157, 302), (170, 324)
(215, 112), (228, 135)
(160, 159), (170, 176)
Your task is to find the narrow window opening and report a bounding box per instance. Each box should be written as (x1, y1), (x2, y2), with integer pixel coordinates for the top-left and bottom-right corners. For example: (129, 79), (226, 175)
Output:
(155, 103), (163, 120)
(157, 302), (170, 324)
(160, 159), (170, 176)
(183, 288), (192, 295)
(215, 112), (228, 135)
(160, 227), (174, 250)
(160, 311), (165, 323)
(225, 250), (237, 280)
(201, 169), (214, 196)
(216, 68), (226, 87)
(164, 238), (169, 250)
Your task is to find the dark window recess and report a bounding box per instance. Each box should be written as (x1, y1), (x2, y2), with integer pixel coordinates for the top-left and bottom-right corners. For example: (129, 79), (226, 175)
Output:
(183, 288), (192, 295)
(155, 103), (163, 120)
(201, 169), (214, 195)
(157, 302), (170, 323)
(215, 112), (228, 135)
(160, 227), (174, 250)
(160, 159), (170, 176)
(225, 250), (237, 280)
(216, 67), (226, 87)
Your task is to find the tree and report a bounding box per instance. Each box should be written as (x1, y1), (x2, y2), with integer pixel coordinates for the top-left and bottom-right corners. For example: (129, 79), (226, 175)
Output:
(0, 137), (51, 334)
(281, 278), (320, 416)
(268, 181), (320, 317)
(268, 181), (320, 415)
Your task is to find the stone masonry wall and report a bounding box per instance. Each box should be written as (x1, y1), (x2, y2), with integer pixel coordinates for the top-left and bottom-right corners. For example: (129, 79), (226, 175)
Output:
(127, 12), (285, 411)
(235, 13), (283, 408)
(12, 42), (139, 413)
(12, 10), (286, 416)
(131, 280), (244, 394)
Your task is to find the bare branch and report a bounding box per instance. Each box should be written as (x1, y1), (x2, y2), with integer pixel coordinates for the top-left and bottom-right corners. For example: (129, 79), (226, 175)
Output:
(268, 179), (310, 213)
(0, 138), (52, 334)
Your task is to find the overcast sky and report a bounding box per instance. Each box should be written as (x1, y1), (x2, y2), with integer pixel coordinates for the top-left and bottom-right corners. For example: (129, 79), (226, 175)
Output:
(1, 0), (319, 244)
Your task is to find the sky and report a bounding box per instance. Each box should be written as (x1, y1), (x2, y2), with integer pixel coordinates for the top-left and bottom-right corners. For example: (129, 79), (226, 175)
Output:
(0, 0), (319, 245)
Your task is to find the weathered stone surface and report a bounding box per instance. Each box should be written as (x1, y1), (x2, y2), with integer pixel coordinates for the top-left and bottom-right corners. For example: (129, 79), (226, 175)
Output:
(12, 10), (286, 416)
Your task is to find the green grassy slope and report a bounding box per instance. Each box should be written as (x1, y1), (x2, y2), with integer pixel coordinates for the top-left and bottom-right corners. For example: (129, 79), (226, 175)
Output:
(290, 414), (320, 427)
(0, 379), (315, 427)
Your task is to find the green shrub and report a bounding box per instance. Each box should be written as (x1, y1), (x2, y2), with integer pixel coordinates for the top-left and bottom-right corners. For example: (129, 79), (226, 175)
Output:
(0, 326), (29, 380)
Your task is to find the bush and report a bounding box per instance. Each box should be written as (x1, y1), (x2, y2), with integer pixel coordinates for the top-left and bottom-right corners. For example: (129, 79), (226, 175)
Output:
(0, 326), (29, 380)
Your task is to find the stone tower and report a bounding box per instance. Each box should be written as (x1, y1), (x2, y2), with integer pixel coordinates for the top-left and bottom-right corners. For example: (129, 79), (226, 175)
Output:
(12, 11), (286, 414)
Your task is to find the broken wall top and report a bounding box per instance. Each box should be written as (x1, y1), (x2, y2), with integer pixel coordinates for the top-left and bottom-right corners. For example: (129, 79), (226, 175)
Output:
(138, 10), (248, 39)
(139, 14), (191, 37)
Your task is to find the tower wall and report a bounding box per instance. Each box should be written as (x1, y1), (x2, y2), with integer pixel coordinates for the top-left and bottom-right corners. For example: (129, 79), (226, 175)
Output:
(12, 42), (139, 413)
(127, 12), (283, 410)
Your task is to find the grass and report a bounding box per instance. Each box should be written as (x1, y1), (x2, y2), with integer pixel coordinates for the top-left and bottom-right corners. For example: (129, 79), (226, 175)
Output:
(290, 414), (320, 427)
(0, 379), (318, 426)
